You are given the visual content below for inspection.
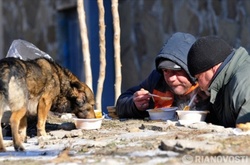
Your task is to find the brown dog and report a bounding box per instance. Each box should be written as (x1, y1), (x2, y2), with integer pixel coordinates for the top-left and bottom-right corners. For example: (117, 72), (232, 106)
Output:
(0, 57), (96, 152)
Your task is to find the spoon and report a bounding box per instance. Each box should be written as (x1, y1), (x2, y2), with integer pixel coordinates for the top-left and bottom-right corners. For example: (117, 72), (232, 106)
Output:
(148, 93), (172, 101)
(183, 92), (198, 111)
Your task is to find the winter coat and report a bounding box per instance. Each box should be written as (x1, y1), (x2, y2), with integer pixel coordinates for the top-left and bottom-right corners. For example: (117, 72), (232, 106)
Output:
(115, 32), (211, 119)
(115, 70), (210, 119)
(209, 47), (250, 127)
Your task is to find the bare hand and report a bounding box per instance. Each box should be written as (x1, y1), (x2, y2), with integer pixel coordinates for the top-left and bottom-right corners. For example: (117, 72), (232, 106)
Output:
(133, 88), (150, 111)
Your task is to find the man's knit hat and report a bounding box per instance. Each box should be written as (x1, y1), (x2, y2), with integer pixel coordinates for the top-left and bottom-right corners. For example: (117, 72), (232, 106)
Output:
(187, 36), (233, 76)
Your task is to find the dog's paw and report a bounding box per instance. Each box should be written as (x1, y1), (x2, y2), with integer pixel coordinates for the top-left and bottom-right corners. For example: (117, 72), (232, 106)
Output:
(38, 134), (51, 141)
(14, 144), (25, 152)
(236, 122), (250, 132)
(0, 147), (6, 152)
(37, 130), (47, 137)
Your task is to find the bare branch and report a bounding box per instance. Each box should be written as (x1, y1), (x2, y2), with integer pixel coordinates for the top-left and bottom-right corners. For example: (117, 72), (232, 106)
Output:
(112, 0), (121, 104)
(96, 0), (106, 111)
(77, 0), (93, 90)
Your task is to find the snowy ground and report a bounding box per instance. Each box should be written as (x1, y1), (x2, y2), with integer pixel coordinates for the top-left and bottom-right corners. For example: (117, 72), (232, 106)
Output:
(0, 115), (250, 165)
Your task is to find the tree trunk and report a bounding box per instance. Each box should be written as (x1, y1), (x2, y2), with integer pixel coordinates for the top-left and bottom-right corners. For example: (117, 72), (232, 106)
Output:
(77, 0), (93, 90)
(111, 0), (121, 104)
(96, 0), (106, 111)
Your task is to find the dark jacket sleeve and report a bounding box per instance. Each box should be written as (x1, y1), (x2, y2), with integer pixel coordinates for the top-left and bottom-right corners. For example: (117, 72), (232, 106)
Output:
(115, 70), (161, 119)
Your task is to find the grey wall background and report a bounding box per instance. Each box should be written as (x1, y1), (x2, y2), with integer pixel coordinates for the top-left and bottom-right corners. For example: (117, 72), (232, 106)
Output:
(118, 0), (250, 91)
(1, 0), (250, 95)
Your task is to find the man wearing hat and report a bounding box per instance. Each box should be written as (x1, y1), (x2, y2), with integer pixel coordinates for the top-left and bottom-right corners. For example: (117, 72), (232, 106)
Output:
(187, 36), (250, 128)
(116, 32), (211, 119)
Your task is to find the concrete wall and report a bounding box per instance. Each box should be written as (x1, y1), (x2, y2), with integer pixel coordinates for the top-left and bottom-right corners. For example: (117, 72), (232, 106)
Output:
(2, 0), (58, 59)
(118, 0), (250, 91)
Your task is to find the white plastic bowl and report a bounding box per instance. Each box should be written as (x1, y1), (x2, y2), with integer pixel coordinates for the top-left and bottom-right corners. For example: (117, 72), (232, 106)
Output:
(176, 110), (209, 124)
(146, 107), (178, 120)
(74, 116), (104, 130)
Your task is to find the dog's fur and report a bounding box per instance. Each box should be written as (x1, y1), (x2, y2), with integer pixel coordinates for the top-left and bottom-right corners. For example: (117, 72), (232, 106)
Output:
(0, 57), (96, 151)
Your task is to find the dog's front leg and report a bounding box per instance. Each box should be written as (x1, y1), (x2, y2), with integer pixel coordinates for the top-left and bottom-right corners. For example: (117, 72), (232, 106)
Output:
(37, 97), (52, 136)
(10, 107), (27, 151)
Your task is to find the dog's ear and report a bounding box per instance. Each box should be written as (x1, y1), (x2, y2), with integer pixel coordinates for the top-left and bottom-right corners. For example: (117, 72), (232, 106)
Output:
(70, 81), (81, 89)
(82, 83), (95, 105)
(68, 82), (79, 98)
(70, 81), (95, 105)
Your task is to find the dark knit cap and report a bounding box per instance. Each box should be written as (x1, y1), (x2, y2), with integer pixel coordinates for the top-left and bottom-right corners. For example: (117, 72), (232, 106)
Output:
(187, 36), (233, 76)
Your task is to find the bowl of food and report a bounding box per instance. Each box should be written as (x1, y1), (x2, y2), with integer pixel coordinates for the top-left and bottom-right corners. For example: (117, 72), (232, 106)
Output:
(74, 116), (105, 130)
(176, 110), (209, 124)
(146, 107), (178, 121)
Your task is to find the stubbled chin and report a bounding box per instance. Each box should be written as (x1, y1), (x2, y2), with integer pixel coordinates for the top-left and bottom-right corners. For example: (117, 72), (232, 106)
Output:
(171, 86), (187, 95)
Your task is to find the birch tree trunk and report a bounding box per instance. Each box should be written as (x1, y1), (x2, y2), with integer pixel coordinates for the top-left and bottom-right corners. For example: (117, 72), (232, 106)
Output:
(77, 0), (93, 90)
(111, 0), (121, 104)
(96, 0), (106, 111)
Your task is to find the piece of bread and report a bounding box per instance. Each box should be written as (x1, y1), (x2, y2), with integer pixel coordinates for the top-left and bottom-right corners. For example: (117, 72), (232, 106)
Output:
(236, 122), (250, 131)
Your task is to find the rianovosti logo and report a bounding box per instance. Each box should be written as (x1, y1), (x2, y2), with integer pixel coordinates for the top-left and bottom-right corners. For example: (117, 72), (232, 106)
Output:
(182, 155), (248, 164)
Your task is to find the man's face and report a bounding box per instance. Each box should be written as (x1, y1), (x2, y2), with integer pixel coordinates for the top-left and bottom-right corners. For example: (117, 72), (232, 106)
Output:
(162, 69), (193, 95)
(195, 69), (214, 92)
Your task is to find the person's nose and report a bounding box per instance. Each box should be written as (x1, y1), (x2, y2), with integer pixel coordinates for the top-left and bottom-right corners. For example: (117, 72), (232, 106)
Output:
(167, 74), (176, 81)
(164, 71), (176, 81)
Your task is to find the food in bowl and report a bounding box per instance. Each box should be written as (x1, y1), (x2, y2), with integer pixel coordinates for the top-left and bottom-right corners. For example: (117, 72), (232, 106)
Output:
(176, 110), (209, 124)
(74, 116), (104, 130)
(94, 110), (103, 118)
(146, 107), (178, 120)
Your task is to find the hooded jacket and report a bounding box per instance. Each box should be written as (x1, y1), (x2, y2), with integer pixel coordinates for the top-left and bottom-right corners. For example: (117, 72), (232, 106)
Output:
(209, 47), (250, 127)
(115, 32), (211, 119)
(155, 32), (196, 84)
